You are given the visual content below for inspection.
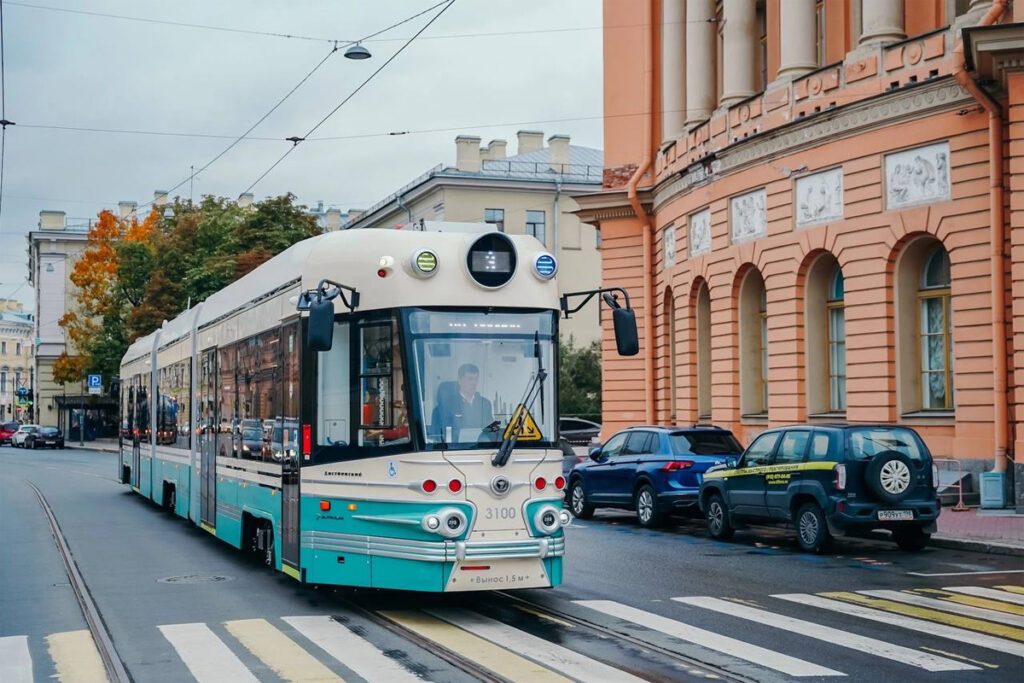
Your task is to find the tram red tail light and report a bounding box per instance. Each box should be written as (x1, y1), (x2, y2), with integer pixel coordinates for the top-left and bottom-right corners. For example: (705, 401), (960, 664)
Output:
(302, 424), (311, 456)
(319, 500), (331, 511)
(554, 476), (566, 490)
(448, 479), (462, 493)
(422, 479), (437, 493)
(377, 269), (388, 278)
(662, 460), (694, 472)
(534, 477), (547, 490)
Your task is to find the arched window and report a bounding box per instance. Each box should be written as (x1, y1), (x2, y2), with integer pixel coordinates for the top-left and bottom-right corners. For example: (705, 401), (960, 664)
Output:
(919, 246), (952, 410)
(827, 268), (846, 411)
(696, 282), (712, 420)
(664, 289), (677, 423)
(739, 269), (768, 416)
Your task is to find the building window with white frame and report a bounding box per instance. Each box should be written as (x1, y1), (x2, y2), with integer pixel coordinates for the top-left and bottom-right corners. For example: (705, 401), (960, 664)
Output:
(526, 210), (546, 245)
(484, 208), (504, 232)
(1, 342), (5, 356)
(0, 371), (6, 394)
(919, 245), (953, 410)
(827, 268), (846, 411)
(15, 342), (20, 356)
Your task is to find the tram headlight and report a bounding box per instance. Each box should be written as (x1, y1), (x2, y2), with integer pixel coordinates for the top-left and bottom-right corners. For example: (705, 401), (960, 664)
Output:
(423, 515), (441, 532)
(559, 510), (572, 527)
(425, 508), (467, 538)
(534, 504), (562, 535)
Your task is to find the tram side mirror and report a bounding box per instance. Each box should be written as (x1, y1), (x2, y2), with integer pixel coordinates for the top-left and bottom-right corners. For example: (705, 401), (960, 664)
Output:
(612, 308), (639, 356)
(307, 299), (335, 352)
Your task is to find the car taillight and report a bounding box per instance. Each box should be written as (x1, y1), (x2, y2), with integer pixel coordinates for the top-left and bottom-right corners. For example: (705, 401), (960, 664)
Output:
(932, 463), (939, 489)
(834, 463), (846, 491)
(662, 460), (694, 472)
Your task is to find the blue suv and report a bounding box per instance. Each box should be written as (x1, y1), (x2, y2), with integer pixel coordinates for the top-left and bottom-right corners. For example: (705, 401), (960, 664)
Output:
(568, 426), (744, 527)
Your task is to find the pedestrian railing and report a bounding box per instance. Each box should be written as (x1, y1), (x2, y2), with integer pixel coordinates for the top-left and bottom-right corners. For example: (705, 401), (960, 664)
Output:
(932, 457), (969, 511)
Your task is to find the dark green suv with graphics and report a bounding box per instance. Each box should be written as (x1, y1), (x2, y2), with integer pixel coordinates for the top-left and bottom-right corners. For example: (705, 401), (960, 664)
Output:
(699, 425), (940, 552)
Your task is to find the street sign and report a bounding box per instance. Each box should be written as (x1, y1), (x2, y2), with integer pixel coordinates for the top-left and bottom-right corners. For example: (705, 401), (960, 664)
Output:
(16, 386), (27, 396)
(88, 374), (103, 396)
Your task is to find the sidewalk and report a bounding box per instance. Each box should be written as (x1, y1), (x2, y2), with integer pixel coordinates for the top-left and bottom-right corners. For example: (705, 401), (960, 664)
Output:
(75, 438), (120, 454)
(932, 506), (1024, 557)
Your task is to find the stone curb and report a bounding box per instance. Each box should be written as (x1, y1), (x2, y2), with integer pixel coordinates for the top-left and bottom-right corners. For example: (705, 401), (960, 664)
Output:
(930, 534), (1024, 558)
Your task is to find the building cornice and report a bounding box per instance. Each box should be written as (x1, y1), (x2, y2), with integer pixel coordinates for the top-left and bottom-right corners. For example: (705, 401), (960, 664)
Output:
(652, 77), (973, 211)
(572, 188), (654, 224)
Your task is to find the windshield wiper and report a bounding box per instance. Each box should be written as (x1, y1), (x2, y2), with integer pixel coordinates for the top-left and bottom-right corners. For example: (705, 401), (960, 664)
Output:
(493, 332), (547, 467)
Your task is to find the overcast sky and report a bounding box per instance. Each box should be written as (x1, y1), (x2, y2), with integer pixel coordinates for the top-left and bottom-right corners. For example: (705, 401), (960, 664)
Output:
(0, 0), (603, 308)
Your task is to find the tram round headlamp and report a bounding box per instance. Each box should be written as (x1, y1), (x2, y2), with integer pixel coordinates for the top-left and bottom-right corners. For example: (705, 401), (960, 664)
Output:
(423, 515), (441, 531)
(559, 510), (572, 527)
(533, 253), (557, 280)
(411, 249), (439, 278)
(466, 232), (517, 289)
(436, 508), (467, 538)
(534, 504), (562, 535)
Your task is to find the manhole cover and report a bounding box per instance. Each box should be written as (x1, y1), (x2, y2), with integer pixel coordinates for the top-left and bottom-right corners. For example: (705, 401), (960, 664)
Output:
(157, 574), (233, 584)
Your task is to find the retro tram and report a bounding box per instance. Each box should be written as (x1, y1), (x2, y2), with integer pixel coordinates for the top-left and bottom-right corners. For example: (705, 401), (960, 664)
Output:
(119, 224), (636, 592)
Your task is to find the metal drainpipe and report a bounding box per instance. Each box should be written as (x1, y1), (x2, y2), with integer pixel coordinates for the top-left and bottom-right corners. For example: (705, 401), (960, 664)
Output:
(626, 0), (656, 424)
(552, 175), (562, 254)
(396, 192), (413, 226)
(951, 0), (1009, 472)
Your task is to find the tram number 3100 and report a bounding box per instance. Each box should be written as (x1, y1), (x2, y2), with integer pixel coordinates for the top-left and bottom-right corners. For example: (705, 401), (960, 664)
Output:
(484, 506), (517, 521)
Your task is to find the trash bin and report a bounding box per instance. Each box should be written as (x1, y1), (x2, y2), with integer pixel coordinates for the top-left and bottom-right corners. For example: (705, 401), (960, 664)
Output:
(979, 471), (1006, 509)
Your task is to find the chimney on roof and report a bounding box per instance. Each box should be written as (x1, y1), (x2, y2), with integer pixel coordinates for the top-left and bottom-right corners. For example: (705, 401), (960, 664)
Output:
(153, 190), (169, 207)
(237, 192), (254, 209)
(118, 201), (137, 219)
(548, 134), (570, 172)
(39, 210), (66, 231)
(517, 130), (544, 155)
(324, 208), (343, 232)
(481, 139), (507, 161)
(455, 135), (482, 172)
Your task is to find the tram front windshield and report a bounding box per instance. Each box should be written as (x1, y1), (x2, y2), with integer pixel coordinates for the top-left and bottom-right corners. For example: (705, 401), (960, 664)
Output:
(404, 309), (556, 449)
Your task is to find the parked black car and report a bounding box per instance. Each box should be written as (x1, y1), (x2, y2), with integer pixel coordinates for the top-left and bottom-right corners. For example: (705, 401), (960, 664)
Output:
(26, 426), (65, 450)
(699, 424), (940, 552)
(558, 418), (601, 446)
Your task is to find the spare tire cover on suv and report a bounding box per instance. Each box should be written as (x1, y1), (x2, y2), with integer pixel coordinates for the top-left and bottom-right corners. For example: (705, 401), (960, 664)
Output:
(865, 450), (916, 504)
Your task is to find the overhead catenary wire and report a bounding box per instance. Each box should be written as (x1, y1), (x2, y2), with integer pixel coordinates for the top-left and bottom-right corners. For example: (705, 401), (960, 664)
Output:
(241, 0), (456, 195)
(0, 0), (9, 232)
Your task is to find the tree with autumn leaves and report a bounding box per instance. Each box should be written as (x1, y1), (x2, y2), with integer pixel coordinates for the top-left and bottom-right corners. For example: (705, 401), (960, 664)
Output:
(54, 194), (320, 389)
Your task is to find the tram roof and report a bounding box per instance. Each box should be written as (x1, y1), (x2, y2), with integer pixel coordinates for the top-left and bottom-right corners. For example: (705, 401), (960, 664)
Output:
(122, 228), (560, 365)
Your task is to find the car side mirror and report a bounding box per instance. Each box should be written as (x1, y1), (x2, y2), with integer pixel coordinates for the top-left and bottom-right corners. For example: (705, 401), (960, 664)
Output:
(307, 298), (335, 351)
(589, 447), (602, 461)
(611, 308), (639, 356)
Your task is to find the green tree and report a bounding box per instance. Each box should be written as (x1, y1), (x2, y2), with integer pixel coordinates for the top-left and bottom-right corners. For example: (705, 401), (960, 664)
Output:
(558, 337), (602, 424)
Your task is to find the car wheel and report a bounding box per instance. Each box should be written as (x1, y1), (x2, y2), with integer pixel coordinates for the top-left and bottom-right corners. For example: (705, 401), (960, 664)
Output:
(569, 479), (595, 519)
(866, 450), (916, 504)
(893, 527), (930, 552)
(635, 484), (666, 528)
(706, 493), (734, 540)
(795, 502), (832, 553)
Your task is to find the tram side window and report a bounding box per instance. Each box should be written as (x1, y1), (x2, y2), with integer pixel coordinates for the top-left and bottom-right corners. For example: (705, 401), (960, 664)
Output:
(218, 345), (237, 458)
(358, 317), (409, 448)
(232, 332), (280, 462)
(135, 376), (149, 440)
(317, 322), (350, 447)
(157, 360), (190, 449)
(279, 324), (299, 461)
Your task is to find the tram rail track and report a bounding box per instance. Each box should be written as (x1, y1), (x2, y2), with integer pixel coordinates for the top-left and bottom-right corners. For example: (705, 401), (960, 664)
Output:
(28, 480), (131, 683)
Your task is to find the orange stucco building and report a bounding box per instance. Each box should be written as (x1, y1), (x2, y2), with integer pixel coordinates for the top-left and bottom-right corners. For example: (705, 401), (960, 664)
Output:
(577, 0), (1024, 509)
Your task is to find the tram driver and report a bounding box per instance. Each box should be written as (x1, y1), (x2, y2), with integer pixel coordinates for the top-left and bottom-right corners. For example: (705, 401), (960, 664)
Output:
(435, 363), (494, 441)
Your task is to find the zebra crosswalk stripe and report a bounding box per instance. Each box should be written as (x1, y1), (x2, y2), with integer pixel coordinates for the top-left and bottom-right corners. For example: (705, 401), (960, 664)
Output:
(915, 588), (1024, 616)
(774, 593), (1024, 658)
(859, 590), (1024, 628)
(943, 586), (1024, 607)
(426, 607), (647, 683)
(224, 618), (342, 682)
(379, 610), (570, 682)
(674, 596), (977, 672)
(46, 630), (106, 683)
(575, 599), (844, 677)
(282, 616), (424, 683)
(159, 623), (258, 682)
(0, 635), (33, 683)
(998, 585), (1024, 596)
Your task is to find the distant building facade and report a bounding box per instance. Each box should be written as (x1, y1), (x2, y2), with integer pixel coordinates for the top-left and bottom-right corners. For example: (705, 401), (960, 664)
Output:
(581, 1), (1024, 506)
(0, 299), (33, 421)
(346, 131), (604, 346)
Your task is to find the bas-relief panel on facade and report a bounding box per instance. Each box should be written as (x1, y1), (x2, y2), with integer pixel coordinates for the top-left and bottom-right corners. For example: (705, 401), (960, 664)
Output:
(690, 208), (711, 256)
(796, 168), (843, 228)
(730, 189), (766, 244)
(663, 225), (676, 269)
(885, 141), (950, 210)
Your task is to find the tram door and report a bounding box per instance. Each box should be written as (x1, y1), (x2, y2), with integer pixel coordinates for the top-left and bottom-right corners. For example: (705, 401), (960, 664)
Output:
(199, 349), (217, 527)
(280, 323), (301, 572)
(130, 382), (141, 488)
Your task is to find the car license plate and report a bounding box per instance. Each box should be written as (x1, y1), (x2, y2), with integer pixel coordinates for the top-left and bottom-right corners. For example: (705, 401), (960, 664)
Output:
(878, 509), (914, 521)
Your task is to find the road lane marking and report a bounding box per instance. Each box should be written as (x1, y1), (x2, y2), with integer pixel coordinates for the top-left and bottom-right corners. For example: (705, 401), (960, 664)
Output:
(224, 618), (341, 682)
(282, 616), (423, 683)
(0, 636), (32, 683)
(860, 590), (1024, 627)
(774, 593), (1024, 658)
(46, 630), (106, 683)
(906, 569), (1024, 577)
(575, 599), (844, 677)
(998, 585), (1024, 595)
(158, 623), (258, 682)
(943, 586), (1024, 607)
(916, 588), (1024, 616)
(674, 596), (976, 672)
(919, 647), (999, 670)
(819, 592), (1024, 641)
(379, 610), (569, 682)
(427, 607), (645, 682)
(512, 603), (575, 628)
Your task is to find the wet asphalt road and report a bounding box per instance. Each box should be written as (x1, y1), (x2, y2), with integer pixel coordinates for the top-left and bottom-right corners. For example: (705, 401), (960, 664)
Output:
(2, 444), (1022, 682)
